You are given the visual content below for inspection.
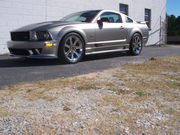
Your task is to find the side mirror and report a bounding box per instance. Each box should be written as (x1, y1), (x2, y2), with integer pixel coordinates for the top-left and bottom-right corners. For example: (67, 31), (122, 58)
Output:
(97, 17), (109, 26)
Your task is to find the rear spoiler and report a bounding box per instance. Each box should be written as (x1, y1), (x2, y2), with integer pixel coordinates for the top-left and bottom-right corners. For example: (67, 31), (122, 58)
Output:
(137, 21), (151, 30)
(137, 21), (147, 24)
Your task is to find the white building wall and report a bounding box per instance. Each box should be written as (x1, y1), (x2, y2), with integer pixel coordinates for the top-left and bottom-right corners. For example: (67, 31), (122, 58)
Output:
(0, 0), (166, 54)
(119, 0), (167, 45)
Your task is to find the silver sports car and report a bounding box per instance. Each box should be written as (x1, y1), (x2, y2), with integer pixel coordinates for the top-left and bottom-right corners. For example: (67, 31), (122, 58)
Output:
(7, 10), (149, 64)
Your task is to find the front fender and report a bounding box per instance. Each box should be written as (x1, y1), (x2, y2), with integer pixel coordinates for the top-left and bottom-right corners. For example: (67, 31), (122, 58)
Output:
(56, 26), (88, 47)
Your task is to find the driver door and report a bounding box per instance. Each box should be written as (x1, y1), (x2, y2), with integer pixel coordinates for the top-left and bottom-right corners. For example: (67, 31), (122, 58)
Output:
(95, 12), (127, 45)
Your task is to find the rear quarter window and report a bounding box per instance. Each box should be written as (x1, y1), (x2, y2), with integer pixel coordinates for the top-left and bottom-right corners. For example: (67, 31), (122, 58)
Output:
(126, 17), (134, 23)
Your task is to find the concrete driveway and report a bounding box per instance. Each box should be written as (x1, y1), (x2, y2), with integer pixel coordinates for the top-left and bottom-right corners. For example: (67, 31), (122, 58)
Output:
(0, 45), (180, 88)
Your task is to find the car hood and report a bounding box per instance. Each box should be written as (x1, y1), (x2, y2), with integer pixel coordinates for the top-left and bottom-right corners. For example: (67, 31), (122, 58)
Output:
(12, 21), (84, 32)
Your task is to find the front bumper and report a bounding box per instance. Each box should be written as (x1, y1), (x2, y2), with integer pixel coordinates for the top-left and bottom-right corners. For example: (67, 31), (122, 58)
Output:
(7, 40), (58, 59)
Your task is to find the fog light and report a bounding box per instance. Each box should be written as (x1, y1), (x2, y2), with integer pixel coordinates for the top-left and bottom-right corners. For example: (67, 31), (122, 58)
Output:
(45, 43), (53, 47)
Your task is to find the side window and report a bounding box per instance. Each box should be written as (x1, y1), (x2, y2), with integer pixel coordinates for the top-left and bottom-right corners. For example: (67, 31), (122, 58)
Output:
(100, 12), (122, 23)
(127, 17), (133, 23)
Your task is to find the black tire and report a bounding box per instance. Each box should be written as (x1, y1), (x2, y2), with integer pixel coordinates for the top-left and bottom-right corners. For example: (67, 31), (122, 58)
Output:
(129, 33), (143, 56)
(58, 33), (85, 64)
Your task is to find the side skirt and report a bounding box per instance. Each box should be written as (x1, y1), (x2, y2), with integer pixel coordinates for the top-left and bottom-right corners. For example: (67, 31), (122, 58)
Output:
(85, 44), (129, 55)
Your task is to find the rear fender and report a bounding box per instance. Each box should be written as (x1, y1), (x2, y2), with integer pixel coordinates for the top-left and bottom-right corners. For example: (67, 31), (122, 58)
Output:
(127, 28), (143, 43)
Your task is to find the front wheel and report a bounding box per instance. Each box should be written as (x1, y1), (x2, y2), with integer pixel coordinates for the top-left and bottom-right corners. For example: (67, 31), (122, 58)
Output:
(129, 33), (143, 55)
(58, 33), (85, 64)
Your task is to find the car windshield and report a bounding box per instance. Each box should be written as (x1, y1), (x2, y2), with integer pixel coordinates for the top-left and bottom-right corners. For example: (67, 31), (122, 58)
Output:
(60, 10), (100, 22)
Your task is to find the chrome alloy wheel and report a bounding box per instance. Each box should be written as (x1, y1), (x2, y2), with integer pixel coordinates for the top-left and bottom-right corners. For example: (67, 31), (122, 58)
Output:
(132, 35), (142, 54)
(64, 35), (83, 62)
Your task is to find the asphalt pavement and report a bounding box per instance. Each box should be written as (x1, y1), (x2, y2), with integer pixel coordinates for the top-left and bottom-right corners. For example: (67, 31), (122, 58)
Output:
(0, 45), (180, 88)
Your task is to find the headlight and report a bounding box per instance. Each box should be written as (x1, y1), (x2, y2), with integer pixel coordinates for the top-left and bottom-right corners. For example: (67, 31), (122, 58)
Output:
(30, 31), (52, 41)
(36, 31), (52, 41)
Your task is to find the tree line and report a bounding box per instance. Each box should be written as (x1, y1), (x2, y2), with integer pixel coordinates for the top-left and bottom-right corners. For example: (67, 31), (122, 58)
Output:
(168, 15), (180, 36)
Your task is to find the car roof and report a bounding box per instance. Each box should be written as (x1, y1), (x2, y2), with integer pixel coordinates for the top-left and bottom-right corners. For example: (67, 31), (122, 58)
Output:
(77, 9), (123, 16)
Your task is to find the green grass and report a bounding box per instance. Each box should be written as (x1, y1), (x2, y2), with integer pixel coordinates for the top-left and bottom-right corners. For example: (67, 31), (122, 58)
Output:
(168, 108), (175, 114)
(135, 91), (143, 97)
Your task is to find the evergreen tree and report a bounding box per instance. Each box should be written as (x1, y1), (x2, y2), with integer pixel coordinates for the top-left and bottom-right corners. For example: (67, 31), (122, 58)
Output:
(168, 15), (180, 36)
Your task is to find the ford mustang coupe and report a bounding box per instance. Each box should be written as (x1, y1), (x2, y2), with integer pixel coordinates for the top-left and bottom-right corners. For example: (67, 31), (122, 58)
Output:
(7, 10), (149, 64)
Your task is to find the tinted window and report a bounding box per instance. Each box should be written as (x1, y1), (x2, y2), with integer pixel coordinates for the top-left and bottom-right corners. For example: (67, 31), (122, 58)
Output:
(127, 17), (133, 23)
(100, 12), (122, 23)
(60, 10), (100, 22)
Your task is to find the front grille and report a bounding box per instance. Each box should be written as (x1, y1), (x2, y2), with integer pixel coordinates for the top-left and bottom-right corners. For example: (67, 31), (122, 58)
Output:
(9, 48), (42, 56)
(9, 48), (30, 56)
(11, 32), (30, 41)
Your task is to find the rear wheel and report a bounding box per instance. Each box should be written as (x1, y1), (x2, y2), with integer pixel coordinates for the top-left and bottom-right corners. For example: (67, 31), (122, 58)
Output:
(58, 33), (85, 64)
(129, 33), (143, 55)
